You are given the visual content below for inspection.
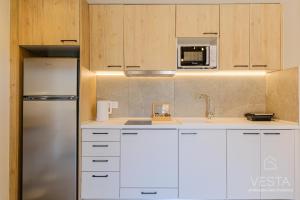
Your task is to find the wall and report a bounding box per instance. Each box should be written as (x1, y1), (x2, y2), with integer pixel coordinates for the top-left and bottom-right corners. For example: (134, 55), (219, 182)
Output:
(266, 68), (299, 122)
(97, 76), (266, 118)
(282, 0), (300, 68)
(0, 0), (10, 199)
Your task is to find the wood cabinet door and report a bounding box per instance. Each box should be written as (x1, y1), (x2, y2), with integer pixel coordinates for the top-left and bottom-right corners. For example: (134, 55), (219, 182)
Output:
(250, 4), (281, 71)
(124, 5), (176, 70)
(90, 5), (124, 71)
(176, 5), (219, 37)
(19, 0), (79, 45)
(227, 130), (261, 199)
(179, 130), (226, 199)
(220, 5), (250, 70)
(120, 129), (178, 188)
(261, 130), (294, 199)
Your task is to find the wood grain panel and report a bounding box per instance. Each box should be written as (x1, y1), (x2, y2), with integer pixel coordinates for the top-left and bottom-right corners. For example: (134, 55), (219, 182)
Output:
(19, 0), (79, 45)
(90, 5), (124, 71)
(176, 5), (219, 37)
(250, 4), (281, 70)
(124, 5), (176, 70)
(220, 4), (250, 70)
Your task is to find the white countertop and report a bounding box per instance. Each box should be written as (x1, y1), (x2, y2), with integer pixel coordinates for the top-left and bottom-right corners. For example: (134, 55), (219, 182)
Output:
(81, 117), (300, 129)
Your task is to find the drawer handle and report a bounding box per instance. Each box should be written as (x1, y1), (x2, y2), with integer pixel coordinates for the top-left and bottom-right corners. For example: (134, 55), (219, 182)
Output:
(122, 132), (138, 135)
(203, 32), (218, 35)
(233, 65), (249, 68)
(252, 64), (268, 68)
(92, 159), (109, 163)
(92, 175), (109, 178)
(263, 132), (280, 135)
(243, 132), (260, 135)
(60, 39), (77, 42)
(93, 132), (109, 135)
(141, 192), (157, 195)
(181, 132), (198, 135)
(126, 66), (141, 68)
(92, 144), (109, 148)
(107, 65), (122, 68)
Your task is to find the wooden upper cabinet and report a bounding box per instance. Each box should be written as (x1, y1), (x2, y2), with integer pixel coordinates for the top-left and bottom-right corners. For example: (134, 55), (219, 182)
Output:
(19, 0), (79, 45)
(176, 5), (219, 37)
(90, 5), (124, 71)
(124, 5), (176, 70)
(220, 5), (250, 70)
(250, 4), (281, 70)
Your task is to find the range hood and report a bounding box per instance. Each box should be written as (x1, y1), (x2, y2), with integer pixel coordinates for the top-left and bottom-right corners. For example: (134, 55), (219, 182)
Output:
(125, 70), (176, 77)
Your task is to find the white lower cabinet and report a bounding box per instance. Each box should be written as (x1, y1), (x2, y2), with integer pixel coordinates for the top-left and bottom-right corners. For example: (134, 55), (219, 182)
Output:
(227, 130), (261, 199)
(120, 129), (178, 188)
(81, 172), (120, 199)
(260, 130), (294, 199)
(120, 188), (178, 199)
(81, 128), (295, 200)
(179, 129), (226, 199)
(227, 129), (295, 200)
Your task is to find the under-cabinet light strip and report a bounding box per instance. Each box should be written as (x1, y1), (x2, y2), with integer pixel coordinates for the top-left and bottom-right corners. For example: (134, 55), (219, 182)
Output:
(95, 70), (267, 77)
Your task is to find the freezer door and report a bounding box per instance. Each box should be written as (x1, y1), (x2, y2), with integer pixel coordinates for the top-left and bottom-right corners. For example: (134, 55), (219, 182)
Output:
(23, 58), (78, 96)
(22, 100), (77, 200)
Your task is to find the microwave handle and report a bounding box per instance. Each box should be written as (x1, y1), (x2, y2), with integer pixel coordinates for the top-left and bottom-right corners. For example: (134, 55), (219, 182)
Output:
(206, 46), (210, 65)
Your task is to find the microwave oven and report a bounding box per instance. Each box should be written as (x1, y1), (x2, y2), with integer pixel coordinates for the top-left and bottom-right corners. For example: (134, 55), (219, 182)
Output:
(178, 44), (217, 69)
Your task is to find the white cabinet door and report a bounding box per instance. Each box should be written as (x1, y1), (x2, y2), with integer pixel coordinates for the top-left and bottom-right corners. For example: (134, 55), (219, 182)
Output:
(261, 130), (295, 199)
(227, 130), (261, 199)
(81, 172), (119, 199)
(120, 129), (178, 188)
(179, 129), (226, 199)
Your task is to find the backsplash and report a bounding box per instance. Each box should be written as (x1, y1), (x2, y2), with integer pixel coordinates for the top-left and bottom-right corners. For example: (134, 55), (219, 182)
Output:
(266, 67), (299, 122)
(96, 76), (266, 118)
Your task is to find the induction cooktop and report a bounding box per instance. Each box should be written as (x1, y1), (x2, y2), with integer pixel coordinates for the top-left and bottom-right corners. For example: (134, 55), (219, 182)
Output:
(124, 120), (152, 125)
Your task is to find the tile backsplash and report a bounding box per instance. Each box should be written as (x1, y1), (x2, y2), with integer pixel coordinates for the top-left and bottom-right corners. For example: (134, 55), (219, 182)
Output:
(96, 76), (266, 118)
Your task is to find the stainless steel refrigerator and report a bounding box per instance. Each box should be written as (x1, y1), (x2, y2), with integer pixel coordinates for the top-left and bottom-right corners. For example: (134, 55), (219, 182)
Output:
(22, 58), (78, 200)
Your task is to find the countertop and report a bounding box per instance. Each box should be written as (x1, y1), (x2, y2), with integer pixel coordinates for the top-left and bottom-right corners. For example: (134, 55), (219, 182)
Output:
(81, 117), (300, 130)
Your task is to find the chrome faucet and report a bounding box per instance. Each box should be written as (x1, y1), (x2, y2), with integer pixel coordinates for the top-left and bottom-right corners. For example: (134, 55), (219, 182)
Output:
(198, 94), (214, 119)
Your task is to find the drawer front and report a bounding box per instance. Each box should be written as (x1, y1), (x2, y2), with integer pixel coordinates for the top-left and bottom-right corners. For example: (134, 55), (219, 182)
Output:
(82, 157), (120, 172)
(81, 172), (119, 199)
(82, 129), (120, 141)
(120, 188), (178, 199)
(82, 142), (120, 156)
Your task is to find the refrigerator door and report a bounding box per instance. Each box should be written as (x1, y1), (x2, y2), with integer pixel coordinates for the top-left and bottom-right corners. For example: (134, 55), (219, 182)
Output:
(23, 58), (78, 96)
(23, 100), (77, 200)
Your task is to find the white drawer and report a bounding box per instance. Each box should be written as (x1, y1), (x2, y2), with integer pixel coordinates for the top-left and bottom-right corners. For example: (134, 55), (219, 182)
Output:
(82, 157), (120, 172)
(82, 129), (120, 141)
(120, 188), (178, 199)
(81, 172), (119, 199)
(82, 142), (120, 156)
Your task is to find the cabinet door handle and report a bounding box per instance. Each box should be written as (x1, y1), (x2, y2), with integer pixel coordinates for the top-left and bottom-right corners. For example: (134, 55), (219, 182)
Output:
(141, 192), (157, 195)
(181, 132), (198, 135)
(243, 132), (260, 135)
(92, 159), (109, 163)
(92, 175), (109, 178)
(107, 65), (122, 68)
(203, 32), (218, 35)
(233, 65), (249, 68)
(122, 132), (138, 135)
(92, 132), (109, 135)
(263, 132), (280, 135)
(126, 66), (141, 68)
(92, 144), (109, 147)
(60, 39), (78, 42)
(252, 64), (268, 68)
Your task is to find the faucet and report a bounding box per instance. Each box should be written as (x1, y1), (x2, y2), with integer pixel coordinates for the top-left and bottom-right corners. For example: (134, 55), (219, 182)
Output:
(198, 94), (214, 119)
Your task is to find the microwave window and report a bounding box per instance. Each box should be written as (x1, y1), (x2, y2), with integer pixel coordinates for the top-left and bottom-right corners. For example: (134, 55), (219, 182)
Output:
(184, 51), (203, 61)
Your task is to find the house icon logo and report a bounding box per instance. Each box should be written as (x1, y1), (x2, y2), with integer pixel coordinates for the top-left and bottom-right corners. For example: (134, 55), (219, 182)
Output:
(264, 156), (278, 171)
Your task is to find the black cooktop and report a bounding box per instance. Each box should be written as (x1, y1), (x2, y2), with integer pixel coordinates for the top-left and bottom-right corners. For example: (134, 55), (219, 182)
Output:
(124, 120), (152, 125)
